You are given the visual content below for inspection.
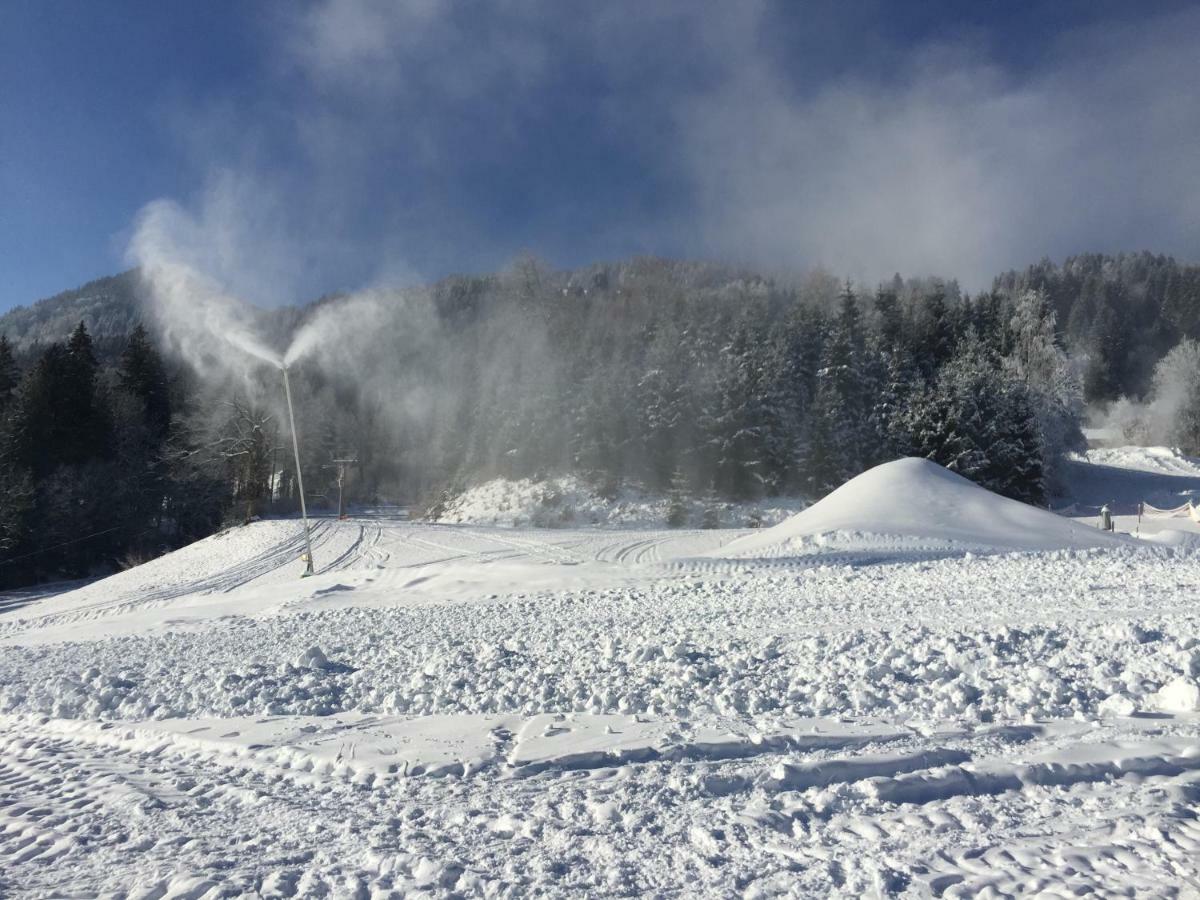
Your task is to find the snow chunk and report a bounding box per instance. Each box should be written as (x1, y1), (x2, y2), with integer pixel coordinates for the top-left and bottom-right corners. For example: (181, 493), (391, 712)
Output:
(1154, 677), (1200, 713)
(1097, 694), (1137, 717)
(295, 646), (331, 670)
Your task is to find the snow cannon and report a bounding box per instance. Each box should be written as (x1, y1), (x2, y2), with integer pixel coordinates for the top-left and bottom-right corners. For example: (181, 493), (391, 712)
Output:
(281, 364), (315, 577)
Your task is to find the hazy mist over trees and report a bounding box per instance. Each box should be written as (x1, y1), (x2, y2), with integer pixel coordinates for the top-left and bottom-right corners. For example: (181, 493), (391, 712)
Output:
(1, 250), (1199, 587)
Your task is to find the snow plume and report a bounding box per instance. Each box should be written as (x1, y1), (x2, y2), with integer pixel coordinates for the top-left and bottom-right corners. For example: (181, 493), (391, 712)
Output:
(124, 169), (308, 384)
(128, 197), (283, 381)
(128, 194), (443, 469)
(1101, 341), (1200, 450)
(283, 286), (439, 381)
(124, 159), (446, 486)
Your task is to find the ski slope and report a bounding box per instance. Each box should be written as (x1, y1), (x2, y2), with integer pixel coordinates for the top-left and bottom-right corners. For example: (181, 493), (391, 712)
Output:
(1, 456), (1199, 897)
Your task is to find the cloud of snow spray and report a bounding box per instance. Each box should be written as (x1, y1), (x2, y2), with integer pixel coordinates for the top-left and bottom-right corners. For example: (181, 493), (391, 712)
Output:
(127, 164), (433, 378)
(1097, 341), (1200, 448)
(127, 176), (445, 485)
(128, 189), (286, 384)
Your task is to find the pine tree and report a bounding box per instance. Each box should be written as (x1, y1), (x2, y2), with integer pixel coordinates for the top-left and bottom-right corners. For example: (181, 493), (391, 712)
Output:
(63, 321), (113, 463)
(1002, 290), (1084, 488)
(873, 287), (903, 350)
(666, 466), (688, 527)
(0, 426), (33, 563)
(0, 335), (18, 412)
(701, 482), (720, 529)
(870, 350), (919, 461)
(913, 290), (955, 377)
(806, 285), (878, 493)
(757, 322), (810, 494)
(10, 343), (74, 477)
(637, 326), (694, 490)
(703, 321), (767, 498)
(905, 343), (1046, 504)
(118, 325), (171, 439)
(1150, 339), (1200, 454)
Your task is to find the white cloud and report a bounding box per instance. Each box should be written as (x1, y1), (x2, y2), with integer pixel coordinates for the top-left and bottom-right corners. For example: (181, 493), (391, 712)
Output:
(675, 7), (1200, 289)
(141, 1), (1200, 301)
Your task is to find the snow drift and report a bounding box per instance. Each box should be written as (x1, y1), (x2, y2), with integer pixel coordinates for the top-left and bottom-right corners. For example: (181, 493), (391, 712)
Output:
(719, 457), (1129, 557)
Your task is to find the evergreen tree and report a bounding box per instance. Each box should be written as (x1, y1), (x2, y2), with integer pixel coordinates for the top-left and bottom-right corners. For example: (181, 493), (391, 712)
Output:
(806, 286), (877, 493)
(1002, 291), (1085, 489)
(10, 344), (74, 478)
(757, 321), (811, 494)
(906, 342), (1046, 504)
(703, 321), (767, 498)
(118, 325), (171, 439)
(870, 350), (919, 462)
(637, 326), (695, 490)
(0, 434), (33, 561)
(873, 287), (903, 350)
(666, 466), (688, 527)
(913, 290), (955, 377)
(65, 321), (114, 463)
(1149, 339), (1200, 454)
(701, 482), (720, 529)
(0, 335), (17, 412)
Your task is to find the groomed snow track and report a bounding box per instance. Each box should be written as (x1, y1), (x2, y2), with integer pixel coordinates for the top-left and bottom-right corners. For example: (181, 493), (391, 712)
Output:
(2, 455), (1200, 897)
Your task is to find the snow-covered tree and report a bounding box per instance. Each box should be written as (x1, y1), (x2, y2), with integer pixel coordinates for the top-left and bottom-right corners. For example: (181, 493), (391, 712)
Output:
(806, 285), (880, 493)
(1147, 339), (1200, 453)
(906, 341), (1045, 504)
(1001, 290), (1085, 488)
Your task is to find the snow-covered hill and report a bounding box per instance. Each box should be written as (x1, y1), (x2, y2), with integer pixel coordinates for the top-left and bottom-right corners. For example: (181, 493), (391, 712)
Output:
(0, 457), (1198, 896)
(721, 457), (1126, 558)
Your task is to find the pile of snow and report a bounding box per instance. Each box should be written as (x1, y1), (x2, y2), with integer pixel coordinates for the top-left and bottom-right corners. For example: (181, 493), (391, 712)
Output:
(720, 458), (1128, 558)
(427, 474), (806, 529)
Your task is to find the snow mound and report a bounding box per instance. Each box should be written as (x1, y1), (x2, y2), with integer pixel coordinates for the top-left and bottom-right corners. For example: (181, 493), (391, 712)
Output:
(719, 458), (1129, 558)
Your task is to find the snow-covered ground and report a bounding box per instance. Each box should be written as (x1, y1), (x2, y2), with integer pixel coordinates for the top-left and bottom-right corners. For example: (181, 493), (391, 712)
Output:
(429, 474), (807, 529)
(1, 455), (1199, 897)
(1058, 445), (1200, 515)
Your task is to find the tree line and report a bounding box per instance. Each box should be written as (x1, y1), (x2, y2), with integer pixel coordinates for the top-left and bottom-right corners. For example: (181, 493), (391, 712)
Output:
(411, 270), (1079, 509)
(0, 323), (287, 587)
(2, 251), (1199, 587)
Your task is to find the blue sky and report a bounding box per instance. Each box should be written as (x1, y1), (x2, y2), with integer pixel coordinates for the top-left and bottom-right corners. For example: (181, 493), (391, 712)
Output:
(3, 0), (1198, 312)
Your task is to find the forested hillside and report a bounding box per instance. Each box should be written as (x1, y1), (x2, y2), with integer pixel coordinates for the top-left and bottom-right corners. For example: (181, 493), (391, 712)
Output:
(995, 251), (1200, 401)
(0, 272), (145, 365)
(1, 252), (1198, 588)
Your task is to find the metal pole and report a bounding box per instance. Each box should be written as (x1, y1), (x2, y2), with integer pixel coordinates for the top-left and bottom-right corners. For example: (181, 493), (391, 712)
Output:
(270, 445), (279, 510)
(330, 456), (357, 521)
(282, 365), (315, 576)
